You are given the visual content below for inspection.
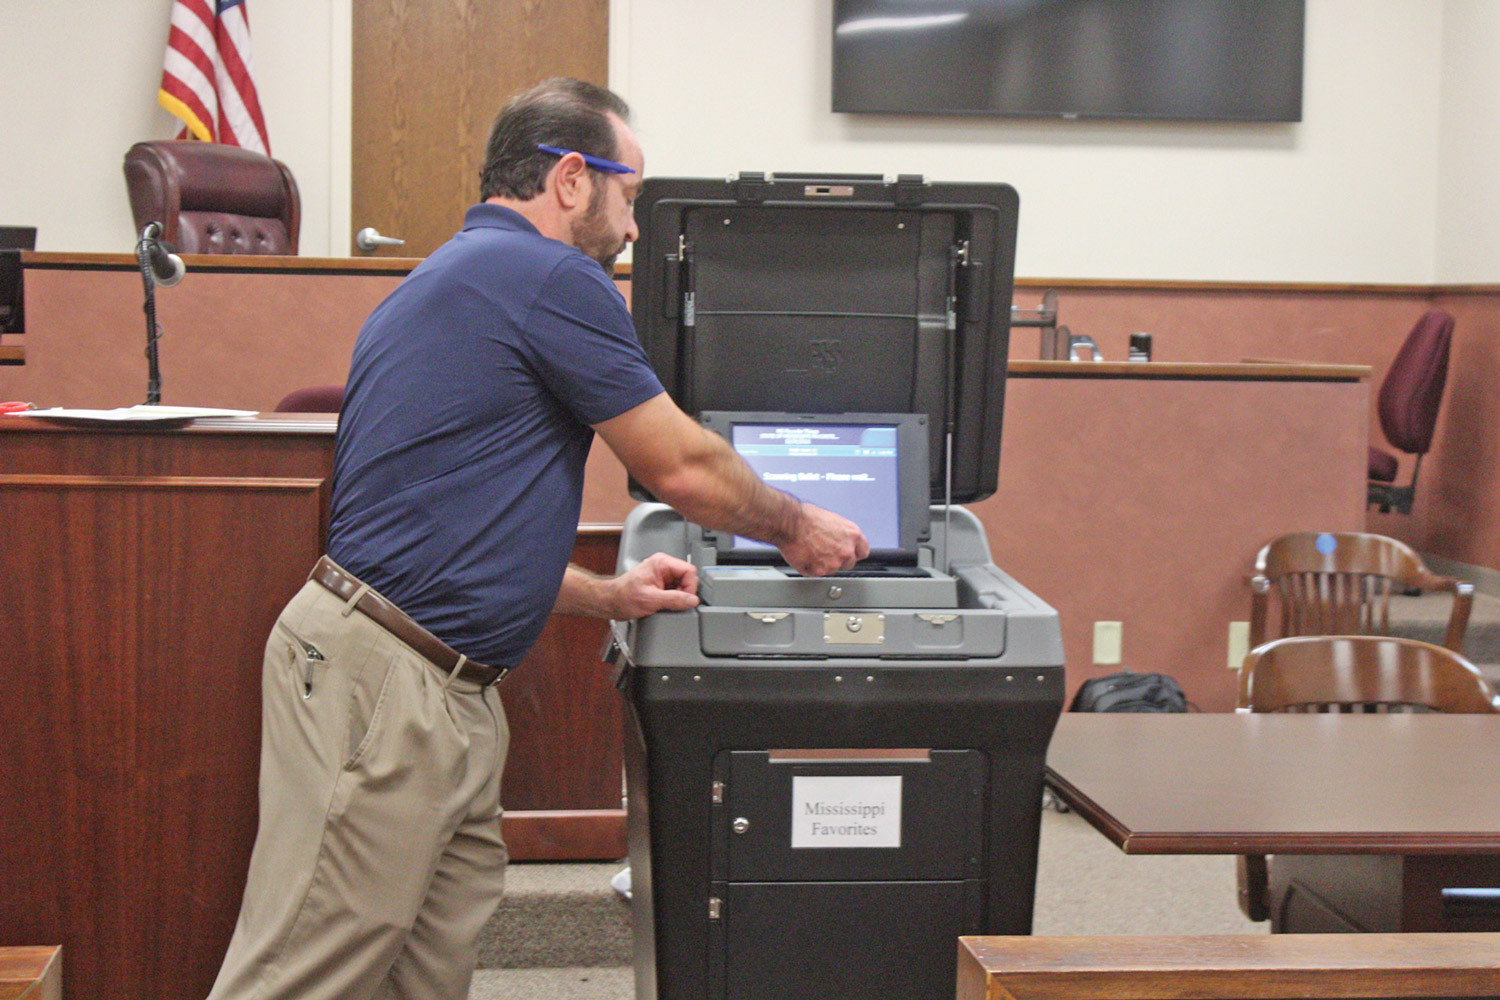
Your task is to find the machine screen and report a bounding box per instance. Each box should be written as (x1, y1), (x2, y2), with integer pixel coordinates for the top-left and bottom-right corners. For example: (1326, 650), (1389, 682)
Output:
(730, 421), (902, 551)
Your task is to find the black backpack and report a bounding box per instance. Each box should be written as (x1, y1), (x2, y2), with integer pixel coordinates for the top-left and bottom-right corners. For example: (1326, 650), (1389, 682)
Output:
(1069, 670), (1189, 713)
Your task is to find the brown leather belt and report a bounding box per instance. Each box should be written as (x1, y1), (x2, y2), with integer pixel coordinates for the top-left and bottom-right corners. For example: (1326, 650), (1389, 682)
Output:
(308, 556), (509, 687)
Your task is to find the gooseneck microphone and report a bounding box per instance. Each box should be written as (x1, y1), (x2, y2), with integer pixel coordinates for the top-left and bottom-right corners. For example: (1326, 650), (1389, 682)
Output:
(139, 222), (185, 287)
(135, 222), (184, 404)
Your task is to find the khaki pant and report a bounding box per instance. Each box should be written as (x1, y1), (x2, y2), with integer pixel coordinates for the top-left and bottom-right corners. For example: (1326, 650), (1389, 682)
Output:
(207, 579), (510, 1000)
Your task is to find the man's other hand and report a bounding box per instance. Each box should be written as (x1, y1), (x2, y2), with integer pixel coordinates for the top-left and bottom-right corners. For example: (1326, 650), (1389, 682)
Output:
(778, 503), (870, 577)
(603, 552), (700, 620)
(557, 553), (699, 620)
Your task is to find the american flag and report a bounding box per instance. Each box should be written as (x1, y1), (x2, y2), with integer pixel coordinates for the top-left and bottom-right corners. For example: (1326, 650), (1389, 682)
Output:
(157, 0), (270, 155)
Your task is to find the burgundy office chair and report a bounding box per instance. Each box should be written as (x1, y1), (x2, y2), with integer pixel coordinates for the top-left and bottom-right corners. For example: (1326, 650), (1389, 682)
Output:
(123, 140), (300, 255)
(274, 385), (345, 413)
(1368, 308), (1453, 514)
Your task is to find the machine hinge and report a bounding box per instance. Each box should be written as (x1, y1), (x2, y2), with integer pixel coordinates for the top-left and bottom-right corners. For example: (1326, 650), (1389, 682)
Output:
(893, 173), (929, 205)
(708, 896), (723, 920)
(955, 240), (971, 266)
(711, 780), (725, 804)
(734, 171), (771, 203)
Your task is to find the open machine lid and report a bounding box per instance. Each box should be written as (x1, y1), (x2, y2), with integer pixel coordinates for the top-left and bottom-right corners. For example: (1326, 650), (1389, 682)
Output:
(630, 173), (1018, 504)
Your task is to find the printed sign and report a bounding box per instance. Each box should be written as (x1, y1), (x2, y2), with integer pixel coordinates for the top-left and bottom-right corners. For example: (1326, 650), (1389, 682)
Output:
(790, 775), (902, 848)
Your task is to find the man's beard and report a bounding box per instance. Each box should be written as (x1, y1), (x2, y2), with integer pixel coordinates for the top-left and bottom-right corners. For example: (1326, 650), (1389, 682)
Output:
(575, 182), (625, 275)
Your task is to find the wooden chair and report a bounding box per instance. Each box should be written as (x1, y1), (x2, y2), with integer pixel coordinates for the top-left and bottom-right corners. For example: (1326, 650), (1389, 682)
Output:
(1248, 532), (1472, 653)
(1233, 634), (1500, 921)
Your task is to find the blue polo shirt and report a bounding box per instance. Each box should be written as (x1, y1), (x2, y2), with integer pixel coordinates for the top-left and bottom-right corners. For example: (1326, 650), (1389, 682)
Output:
(327, 203), (664, 667)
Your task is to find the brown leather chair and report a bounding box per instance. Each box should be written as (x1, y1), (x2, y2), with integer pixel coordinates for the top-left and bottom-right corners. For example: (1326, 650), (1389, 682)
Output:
(1233, 634), (1500, 921)
(123, 140), (300, 255)
(1368, 308), (1453, 515)
(274, 384), (345, 413)
(1248, 531), (1472, 654)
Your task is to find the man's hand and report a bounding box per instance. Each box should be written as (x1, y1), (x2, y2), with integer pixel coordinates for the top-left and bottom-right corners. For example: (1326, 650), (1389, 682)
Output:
(555, 553), (699, 620)
(777, 502), (870, 577)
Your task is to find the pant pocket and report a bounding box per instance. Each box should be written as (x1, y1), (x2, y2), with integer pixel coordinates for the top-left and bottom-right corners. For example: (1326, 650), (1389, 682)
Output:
(272, 618), (330, 700)
(343, 650), (397, 770)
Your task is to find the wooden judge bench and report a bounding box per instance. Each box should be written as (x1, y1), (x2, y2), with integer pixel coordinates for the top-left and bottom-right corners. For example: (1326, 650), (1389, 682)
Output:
(0, 413), (626, 1000)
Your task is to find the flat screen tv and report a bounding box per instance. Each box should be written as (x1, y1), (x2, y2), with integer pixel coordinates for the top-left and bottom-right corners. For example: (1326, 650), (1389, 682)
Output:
(833, 0), (1304, 122)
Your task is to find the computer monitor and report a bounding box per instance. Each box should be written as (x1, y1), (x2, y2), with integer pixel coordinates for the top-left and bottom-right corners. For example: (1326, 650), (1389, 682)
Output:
(0, 226), (35, 335)
(701, 411), (930, 563)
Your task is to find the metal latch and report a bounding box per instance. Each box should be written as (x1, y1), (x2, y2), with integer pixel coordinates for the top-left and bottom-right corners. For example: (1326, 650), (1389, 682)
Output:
(709, 896), (722, 920)
(748, 612), (788, 625)
(917, 614), (958, 626)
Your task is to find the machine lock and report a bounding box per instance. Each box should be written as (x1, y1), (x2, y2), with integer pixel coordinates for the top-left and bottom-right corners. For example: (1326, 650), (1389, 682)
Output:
(824, 613), (886, 644)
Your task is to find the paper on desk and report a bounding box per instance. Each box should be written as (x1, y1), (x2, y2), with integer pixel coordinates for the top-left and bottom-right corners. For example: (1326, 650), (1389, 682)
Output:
(6, 404), (258, 425)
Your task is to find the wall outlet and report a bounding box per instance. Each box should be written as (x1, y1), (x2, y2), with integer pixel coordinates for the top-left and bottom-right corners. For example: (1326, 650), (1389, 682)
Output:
(1093, 621), (1123, 665)
(1227, 621), (1250, 669)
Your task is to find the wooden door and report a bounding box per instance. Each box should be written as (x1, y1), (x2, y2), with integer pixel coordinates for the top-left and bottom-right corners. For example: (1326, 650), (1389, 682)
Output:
(351, 0), (610, 258)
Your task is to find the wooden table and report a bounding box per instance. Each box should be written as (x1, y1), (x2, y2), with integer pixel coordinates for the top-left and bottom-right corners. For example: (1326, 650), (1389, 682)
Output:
(1045, 713), (1500, 932)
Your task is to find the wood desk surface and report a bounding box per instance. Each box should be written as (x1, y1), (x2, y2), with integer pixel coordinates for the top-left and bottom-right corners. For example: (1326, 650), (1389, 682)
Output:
(0, 946), (61, 1000)
(1045, 713), (1500, 856)
(957, 933), (1500, 1000)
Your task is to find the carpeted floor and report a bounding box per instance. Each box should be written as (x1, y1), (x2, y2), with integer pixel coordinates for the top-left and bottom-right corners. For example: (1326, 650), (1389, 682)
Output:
(468, 805), (1262, 999)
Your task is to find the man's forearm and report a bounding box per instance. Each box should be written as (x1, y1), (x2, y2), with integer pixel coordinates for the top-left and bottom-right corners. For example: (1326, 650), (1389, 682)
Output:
(594, 394), (867, 575)
(648, 426), (807, 547)
(554, 564), (613, 617)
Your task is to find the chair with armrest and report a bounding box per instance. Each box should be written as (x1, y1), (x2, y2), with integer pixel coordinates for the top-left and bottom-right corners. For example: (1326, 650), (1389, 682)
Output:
(123, 140), (300, 255)
(274, 384), (345, 413)
(1368, 308), (1453, 515)
(1248, 531), (1472, 654)
(1233, 634), (1500, 921)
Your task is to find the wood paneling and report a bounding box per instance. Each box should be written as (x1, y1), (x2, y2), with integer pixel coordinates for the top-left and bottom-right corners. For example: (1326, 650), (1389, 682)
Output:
(351, 0), (609, 257)
(0, 423), (331, 1000)
(500, 529), (626, 860)
(21, 250), (420, 274)
(0, 419), (630, 1000)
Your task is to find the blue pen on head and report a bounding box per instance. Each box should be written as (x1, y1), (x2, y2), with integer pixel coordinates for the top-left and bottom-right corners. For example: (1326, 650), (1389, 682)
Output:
(537, 145), (635, 175)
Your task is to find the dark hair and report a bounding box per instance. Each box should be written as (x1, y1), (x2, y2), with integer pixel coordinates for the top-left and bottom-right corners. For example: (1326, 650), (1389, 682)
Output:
(479, 78), (631, 202)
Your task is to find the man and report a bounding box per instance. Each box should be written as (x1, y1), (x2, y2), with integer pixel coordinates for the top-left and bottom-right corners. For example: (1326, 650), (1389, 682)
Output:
(207, 78), (867, 1000)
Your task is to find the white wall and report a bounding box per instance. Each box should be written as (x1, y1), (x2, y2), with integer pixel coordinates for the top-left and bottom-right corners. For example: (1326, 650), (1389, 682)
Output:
(613, 0), (1452, 284)
(2, 0), (1495, 283)
(1437, 1), (1500, 284)
(0, 0), (347, 257)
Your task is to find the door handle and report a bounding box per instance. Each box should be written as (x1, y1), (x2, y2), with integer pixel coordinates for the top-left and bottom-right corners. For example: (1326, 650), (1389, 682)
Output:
(355, 227), (405, 252)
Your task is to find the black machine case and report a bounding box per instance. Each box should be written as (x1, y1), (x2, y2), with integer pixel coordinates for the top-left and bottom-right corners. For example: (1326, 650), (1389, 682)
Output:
(630, 172), (1019, 504)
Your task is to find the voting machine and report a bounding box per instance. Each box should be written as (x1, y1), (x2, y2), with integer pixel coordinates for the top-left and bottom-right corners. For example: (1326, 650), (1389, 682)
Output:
(610, 174), (1065, 1000)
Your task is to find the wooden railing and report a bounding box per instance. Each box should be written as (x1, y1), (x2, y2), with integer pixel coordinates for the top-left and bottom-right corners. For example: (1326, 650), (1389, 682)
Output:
(958, 933), (1500, 1000)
